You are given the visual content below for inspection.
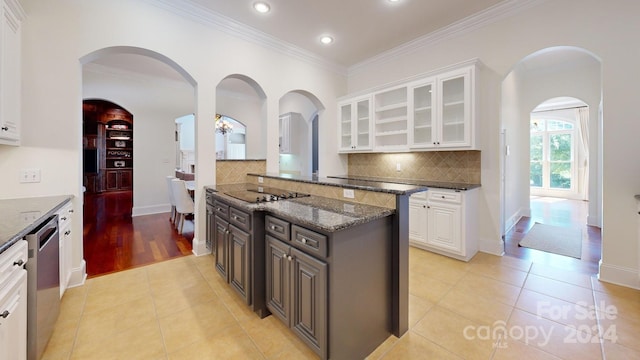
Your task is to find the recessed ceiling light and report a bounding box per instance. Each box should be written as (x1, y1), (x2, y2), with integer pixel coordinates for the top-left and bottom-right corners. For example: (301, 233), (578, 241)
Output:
(253, 2), (270, 13)
(320, 36), (334, 45)
(388, 0), (400, 2)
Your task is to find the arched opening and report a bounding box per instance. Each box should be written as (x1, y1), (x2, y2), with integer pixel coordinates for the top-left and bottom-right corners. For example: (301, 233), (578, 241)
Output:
(501, 46), (602, 271)
(81, 47), (196, 277)
(278, 90), (325, 177)
(216, 74), (267, 159)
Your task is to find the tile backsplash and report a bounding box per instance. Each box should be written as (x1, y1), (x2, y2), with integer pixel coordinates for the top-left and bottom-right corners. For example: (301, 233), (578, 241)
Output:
(348, 151), (481, 184)
(217, 160), (266, 185)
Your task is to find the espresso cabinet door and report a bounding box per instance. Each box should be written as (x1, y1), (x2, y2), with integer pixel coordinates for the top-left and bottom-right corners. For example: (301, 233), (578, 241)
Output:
(214, 216), (229, 281)
(265, 236), (291, 325)
(291, 248), (327, 358)
(228, 225), (251, 304)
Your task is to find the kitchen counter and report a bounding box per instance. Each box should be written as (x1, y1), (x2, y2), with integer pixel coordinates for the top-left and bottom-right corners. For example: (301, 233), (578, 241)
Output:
(328, 175), (481, 191)
(247, 172), (428, 195)
(0, 195), (73, 254)
(206, 184), (394, 232)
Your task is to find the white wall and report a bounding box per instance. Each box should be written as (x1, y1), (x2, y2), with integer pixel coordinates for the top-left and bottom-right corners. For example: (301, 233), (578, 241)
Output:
(4, 0), (347, 286)
(348, 0), (639, 289)
(216, 87), (265, 159)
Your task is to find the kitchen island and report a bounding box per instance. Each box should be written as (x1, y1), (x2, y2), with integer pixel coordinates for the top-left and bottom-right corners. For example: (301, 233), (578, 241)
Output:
(206, 176), (427, 359)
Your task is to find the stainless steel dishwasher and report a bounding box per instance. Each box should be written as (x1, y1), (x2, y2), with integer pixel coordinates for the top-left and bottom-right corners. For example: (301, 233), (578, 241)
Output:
(25, 215), (60, 360)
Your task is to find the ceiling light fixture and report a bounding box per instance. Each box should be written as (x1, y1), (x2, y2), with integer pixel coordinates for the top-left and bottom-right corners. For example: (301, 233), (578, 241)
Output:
(253, 2), (270, 13)
(320, 35), (334, 45)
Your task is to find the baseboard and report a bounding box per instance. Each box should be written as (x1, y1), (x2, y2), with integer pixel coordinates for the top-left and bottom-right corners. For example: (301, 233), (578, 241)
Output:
(132, 204), (170, 217)
(192, 236), (210, 256)
(67, 259), (87, 288)
(587, 215), (601, 228)
(479, 236), (505, 256)
(598, 260), (640, 290)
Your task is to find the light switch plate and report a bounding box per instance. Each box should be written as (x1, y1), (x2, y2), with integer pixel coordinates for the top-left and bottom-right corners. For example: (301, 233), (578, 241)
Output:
(343, 189), (355, 199)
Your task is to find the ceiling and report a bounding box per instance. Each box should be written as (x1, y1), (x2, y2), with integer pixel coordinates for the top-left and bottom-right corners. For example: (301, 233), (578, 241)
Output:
(90, 0), (510, 81)
(187, 0), (505, 67)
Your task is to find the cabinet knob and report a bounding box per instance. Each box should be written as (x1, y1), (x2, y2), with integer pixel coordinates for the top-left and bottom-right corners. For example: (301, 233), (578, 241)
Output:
(441, 196), (446, 199)
(287, 255), (293, 261)
(69, 209), (74, 213)
(301, 237), (307, 244)
(61, 216), (67, 221)
(1, 126), (8, 131)
(65, 230), (71, 236)
(13, 259), (24, 267)
(0, 310), (9, 318)
(422, 205), (426, 208)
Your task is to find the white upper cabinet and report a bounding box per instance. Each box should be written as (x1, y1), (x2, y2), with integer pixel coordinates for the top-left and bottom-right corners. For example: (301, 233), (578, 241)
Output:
(410, 66), (474, 149)
(373, 86), (408, 152)
(338, 95), (372, 152)
(337, 60), (478, 153)
(0, 0), (24, 146)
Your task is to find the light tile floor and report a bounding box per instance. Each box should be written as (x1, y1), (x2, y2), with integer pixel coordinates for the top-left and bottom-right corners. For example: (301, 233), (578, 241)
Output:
(42, 248), (639, 359)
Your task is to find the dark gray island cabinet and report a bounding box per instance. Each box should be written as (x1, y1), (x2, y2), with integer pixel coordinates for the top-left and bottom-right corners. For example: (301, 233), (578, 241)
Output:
(265, 214), (393, 360)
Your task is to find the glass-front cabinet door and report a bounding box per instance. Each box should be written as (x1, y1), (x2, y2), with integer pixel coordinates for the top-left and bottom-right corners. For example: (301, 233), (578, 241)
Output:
(410, 80), (436, 148)
(437, 69), (471, 147)
(338, 96), (372, 152)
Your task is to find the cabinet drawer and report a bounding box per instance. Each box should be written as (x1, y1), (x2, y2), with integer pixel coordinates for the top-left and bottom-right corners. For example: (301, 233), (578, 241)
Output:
(57, 201), (74, 230)
(265, 215), (290, 242)
(291, 225), (327, 258)
(229, 207), (251, 232)
(0, 240), (28, 285)
(213, 200), (230, 218)
(428, 190), (462, 204)
(411, 191), (427, 200)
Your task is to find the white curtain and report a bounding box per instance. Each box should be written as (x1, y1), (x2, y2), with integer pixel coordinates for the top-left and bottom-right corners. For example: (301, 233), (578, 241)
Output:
(576, 107), (589, 200)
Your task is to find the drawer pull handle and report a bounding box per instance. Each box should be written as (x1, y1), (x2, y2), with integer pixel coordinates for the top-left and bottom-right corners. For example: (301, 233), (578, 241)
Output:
(0, 310), (9, 318)
(61, 216), (67, 221)
(1, 126), (8, 131)
(13, 259), (24, 267)
(69, 209), (74, 213)
(441, 196), (446, 199)
(65, 230), (71, 236)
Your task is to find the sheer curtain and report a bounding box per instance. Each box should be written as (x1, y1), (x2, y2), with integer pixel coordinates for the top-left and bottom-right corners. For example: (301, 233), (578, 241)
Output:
(577, 107), (589, 199)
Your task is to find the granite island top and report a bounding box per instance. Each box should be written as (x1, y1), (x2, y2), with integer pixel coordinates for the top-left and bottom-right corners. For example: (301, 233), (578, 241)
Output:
(327, 175), (481, 191)
(247, 173), (429, 195)
(0, 195), (73, 254)
(206, 184), (395, 232)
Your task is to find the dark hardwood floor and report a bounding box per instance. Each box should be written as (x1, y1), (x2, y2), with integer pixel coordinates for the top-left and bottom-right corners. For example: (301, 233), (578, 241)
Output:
(505, 196), (601, 275)
(83, 191), (193, 278)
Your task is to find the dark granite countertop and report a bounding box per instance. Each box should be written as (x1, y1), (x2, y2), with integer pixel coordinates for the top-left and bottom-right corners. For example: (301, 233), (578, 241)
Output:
(0, 195), (73, 254)
(206, 185), (394, 232)
(328, 175), (481, 191)
(247, 173), (428, 195)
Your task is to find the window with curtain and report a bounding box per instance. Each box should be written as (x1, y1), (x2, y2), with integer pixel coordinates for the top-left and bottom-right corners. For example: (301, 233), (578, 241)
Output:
(530, 118), (575, 191)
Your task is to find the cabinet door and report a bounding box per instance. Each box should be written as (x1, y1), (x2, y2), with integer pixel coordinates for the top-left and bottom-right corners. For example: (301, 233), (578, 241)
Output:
(119, 169), (133, 190)
(205, 207), (214, 251)
(228, 225), (251, 304)
(105, 170), (119, 191)
(410, 80), (436, 148)
(437, 69), (471, 147)
(291, 248), (327, 358)
(409, 199), (428, 244)
(0, 270), (27, 360)
(427, 202), (462, 254)
(338, 102), (353, 151)
(354, 98), (372, 150)
(214, 216), (229, 281)
(0, 2), (21, 145)
(265, 236), (291, 325)
(59, 225), (72, 297)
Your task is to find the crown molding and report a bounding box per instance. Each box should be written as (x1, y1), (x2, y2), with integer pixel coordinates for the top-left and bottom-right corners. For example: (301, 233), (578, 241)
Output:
(143, 0), (348, 76)
(5, 0), (26, 21)
(348, 0), (547, 76)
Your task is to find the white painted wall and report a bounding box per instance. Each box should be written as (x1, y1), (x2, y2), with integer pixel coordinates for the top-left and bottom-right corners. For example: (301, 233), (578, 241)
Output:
(348, 0), (639, 289)
(216, 88), (265, 159)
(2, 0), (346, 286)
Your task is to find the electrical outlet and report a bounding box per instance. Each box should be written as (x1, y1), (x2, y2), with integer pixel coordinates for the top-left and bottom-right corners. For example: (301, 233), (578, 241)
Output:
(19, 168), (41, 183)
(20, 211), (41, 223)
(343, 189), (355, 199)
(396, 163), (402, 172)
(258, 176), (264, 183)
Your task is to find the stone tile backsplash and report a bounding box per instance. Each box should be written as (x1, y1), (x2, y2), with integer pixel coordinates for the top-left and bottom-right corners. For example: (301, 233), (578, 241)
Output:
(217, 160), (266, 185)
(348, 151), (481, 184)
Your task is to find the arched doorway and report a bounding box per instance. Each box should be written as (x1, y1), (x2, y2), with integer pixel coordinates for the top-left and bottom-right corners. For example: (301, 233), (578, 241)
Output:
(501, 46), (602, 271)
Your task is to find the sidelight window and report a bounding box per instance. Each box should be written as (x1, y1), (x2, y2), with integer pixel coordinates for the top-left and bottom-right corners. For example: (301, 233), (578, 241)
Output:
(530, 119), (575, 191)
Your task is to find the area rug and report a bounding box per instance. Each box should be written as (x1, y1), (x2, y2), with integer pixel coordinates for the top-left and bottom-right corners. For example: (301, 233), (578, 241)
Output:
(519, 223), (582, 259)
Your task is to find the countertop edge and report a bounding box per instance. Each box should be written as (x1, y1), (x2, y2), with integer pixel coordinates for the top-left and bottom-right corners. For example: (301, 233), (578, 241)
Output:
(0, 195), (73, 254)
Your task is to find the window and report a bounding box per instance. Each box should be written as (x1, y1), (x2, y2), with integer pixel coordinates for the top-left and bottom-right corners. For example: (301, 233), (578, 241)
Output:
(530, 118), (575, 191)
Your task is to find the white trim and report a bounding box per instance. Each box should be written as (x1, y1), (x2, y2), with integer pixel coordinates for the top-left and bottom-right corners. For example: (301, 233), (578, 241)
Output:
(4, 0), (26, 22)
(479, 237), (505, 256)
(191, 236), (210, 256)
(348, 0), (546, 75)
(132, 204), (171, 217)
(598, 260), (640, 290)
(67, 260), (87, 289)
(144, 0), (347, 75)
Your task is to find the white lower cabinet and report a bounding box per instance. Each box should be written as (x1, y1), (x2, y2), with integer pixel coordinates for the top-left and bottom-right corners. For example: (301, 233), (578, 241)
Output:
(0, 239), (28, 360)
(409, 188), (478, 261)
(57, 201), (74, 297)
